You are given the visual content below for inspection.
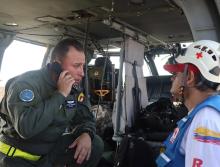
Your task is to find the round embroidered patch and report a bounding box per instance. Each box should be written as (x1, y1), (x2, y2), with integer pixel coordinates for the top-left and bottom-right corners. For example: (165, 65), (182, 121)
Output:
(19, 89), (34, 102)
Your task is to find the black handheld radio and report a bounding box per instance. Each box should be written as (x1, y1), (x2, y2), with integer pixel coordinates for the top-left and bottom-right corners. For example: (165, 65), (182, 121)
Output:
(50, 62), (81, 94)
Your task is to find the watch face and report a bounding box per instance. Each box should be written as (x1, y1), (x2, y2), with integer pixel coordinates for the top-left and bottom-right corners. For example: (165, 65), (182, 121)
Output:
(19, 89), (35, 102)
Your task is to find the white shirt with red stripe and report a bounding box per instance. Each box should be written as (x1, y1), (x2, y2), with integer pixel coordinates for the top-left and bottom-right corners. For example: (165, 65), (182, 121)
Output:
(180, 107), (220, 167)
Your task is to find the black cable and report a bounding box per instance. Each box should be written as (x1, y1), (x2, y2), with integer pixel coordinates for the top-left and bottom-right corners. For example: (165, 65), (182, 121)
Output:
(83, 18), (91, 106)
(95, 39), (110, 119)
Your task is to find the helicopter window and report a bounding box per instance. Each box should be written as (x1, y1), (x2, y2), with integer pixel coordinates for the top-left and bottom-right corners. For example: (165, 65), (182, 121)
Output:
(88, 55), (120, 69)
(154, 54), (172, 76)
(143, 60), (152, 77)
(0, 40), (47, 86)
(152, 42), (192, 76)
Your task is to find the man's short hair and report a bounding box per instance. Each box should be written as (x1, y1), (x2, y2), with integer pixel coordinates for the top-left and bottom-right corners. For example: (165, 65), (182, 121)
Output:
(51, 38), (84, 62)
(195, 73), (219, 91)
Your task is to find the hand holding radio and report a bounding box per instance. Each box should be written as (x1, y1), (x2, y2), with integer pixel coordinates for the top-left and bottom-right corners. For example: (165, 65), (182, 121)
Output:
(57, 71), (75, 97)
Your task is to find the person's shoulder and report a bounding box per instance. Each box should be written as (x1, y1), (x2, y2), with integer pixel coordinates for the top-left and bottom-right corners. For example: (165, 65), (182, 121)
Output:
(191, 106), (220, 131)
(187, 106), (220, 147)
(19, 69), (43, 80)
(196, 106), (220, 120)
(17, 69), (45, 84)
(8, 69), (44, 90)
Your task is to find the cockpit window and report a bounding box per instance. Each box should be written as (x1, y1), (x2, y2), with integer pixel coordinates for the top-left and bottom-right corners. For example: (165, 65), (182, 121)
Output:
(154, 54), (172, 76)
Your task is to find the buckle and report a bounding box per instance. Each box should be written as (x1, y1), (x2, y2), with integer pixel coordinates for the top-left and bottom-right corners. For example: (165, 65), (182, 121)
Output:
(7, 146), (16, 157)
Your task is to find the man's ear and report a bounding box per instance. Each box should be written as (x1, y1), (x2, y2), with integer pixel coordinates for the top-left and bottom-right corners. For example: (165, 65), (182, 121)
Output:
(187, 71), (196, 86)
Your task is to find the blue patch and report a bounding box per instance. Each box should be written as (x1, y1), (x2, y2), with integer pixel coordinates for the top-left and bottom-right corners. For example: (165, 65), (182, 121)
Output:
(19, 89), (34, 102)
(65, 100), (76, 109)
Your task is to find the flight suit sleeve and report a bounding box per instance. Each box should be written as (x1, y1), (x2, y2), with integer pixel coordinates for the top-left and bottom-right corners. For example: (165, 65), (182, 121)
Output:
(70, 103), (96, 140)
(6, 81), (66, 139)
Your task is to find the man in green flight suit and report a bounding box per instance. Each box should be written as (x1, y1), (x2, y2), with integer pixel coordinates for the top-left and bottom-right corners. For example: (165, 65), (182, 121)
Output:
(0, 38), (104, 167)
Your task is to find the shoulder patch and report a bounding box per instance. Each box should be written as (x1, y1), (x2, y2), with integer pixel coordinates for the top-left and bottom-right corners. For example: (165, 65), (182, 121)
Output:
(78, 92), (85, 102)
(193, 127), (220, 145)
(19, 89), (34, 102)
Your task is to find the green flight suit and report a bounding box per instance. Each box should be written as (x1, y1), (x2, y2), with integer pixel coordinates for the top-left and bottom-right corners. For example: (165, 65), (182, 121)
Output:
(0, 66), (103, 167)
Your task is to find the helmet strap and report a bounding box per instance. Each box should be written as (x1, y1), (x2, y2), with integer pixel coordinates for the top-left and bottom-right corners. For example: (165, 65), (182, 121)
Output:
(179, 64), (188, 103)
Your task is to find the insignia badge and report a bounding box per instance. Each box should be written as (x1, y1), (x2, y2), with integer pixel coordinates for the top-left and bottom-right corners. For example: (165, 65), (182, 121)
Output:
(193, 127), (220, 145)
(170, 127), (179, 143)
(19, 89), (34, 102)
(65, 100), (76, 109)
(78, 92), (85, 102)
(196, 52), (203, 59)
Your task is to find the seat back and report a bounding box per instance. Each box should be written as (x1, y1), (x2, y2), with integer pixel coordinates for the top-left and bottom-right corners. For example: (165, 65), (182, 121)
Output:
(88, 57), (115, 105)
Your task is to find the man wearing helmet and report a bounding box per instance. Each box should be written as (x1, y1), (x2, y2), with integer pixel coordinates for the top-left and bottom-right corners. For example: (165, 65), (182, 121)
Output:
(156, 40), (220, 167)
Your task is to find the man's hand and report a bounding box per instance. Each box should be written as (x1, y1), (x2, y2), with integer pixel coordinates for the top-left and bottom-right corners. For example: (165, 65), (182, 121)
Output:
(68, 133), (92, 164)
(57, 71), (75, 97)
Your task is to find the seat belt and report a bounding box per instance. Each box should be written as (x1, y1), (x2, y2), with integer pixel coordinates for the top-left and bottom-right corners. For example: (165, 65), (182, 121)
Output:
(132, 61), (142, 128)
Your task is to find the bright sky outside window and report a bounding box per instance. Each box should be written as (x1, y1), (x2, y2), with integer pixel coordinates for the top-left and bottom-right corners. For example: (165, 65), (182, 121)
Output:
(154, 42), (192, 76)
(154, 54), (172, 76)
(0, 40), (47, 86)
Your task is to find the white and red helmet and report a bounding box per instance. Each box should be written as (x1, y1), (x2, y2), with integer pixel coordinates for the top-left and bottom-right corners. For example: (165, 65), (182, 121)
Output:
(164, 40), (220, 83)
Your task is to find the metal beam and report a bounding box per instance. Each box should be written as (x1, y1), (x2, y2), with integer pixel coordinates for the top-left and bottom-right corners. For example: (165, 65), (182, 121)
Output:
(173, 0), (220, 41)
(214, 0), (220, 15)
(102, 18), (168, 46)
